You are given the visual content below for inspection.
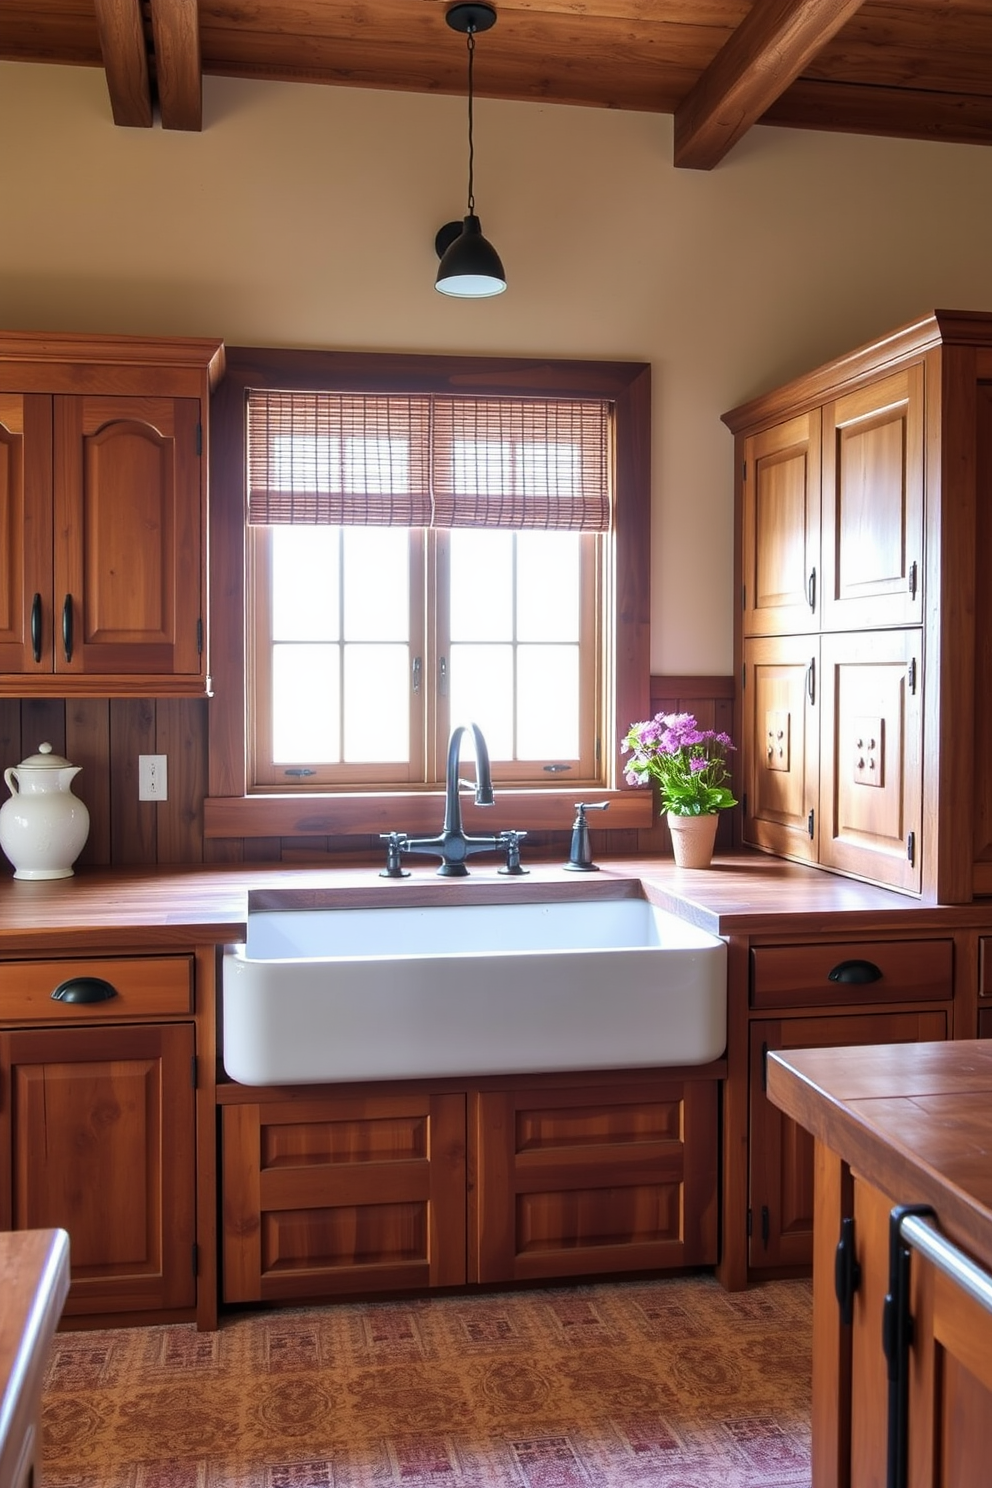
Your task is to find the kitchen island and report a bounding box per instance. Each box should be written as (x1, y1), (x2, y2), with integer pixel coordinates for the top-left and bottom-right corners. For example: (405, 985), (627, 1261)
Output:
(0, 853), (986, 1327)
(767, 1040), (992, 1488)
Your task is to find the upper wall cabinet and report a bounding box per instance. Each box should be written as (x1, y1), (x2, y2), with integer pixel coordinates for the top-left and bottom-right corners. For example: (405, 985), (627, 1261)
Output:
(741, 367), (924, 640)
(726, 311), (992, 904)
(0, 333), (225, 697)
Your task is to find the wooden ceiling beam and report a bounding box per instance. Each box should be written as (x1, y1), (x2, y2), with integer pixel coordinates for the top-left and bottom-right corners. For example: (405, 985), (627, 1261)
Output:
(93, 0), (153, 128)
(150, 0), (203, 131)
(673, 0), (867, 170)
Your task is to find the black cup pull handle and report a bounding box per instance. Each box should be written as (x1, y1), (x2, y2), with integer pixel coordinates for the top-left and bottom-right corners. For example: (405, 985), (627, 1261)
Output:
(30, 593), (42, 663)
(62, 594), (73, 663)
(51, 976), (119, 1004)
(828, 958), (883, 985)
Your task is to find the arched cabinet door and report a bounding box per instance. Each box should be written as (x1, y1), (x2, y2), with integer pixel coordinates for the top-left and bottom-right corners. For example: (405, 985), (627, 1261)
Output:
(53, 395), (203, 681)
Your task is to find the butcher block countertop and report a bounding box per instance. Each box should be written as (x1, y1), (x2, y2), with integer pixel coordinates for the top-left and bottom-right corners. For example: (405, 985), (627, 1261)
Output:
(767, 1040), (992, 1274)
(0, 852), (987, 952)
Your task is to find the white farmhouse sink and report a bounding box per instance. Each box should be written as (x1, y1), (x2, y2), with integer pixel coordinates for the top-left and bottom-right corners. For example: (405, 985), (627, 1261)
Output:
(222, 894), (727, 1085)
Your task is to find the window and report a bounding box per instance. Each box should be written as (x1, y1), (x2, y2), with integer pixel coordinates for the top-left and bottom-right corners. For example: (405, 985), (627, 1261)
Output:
(246, 389), (609, 791)
(205, 349), (651, 842)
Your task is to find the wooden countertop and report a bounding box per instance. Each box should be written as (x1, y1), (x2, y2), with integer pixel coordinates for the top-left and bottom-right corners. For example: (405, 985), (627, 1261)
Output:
(767, 1040), (992, 1273)
(0, 851), (983, 951)
(0, 1229), (69, 1488)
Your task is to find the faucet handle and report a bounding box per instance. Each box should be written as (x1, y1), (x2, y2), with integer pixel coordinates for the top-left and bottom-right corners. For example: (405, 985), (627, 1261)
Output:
(497, 829), (529, 876)
(379, 832), (411, 879)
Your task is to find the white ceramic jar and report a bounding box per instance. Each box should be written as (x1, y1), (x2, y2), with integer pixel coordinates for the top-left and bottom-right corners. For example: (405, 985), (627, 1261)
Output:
(0, 742), (90, 879)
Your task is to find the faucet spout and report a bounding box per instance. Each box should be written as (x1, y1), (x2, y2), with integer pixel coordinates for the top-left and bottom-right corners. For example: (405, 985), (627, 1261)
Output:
(443, 721), (495, 837)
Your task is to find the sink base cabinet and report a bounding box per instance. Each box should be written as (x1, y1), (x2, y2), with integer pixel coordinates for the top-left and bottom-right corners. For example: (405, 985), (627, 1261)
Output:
(0, 1022), (197, 1320)
(219, 1070), (721, 1306)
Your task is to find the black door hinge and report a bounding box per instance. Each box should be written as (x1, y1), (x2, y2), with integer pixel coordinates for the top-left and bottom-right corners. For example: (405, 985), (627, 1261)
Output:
(834, 1215), (862, 1325)
(907, 831), (916, 865)
(196, 422), (203, 456)
(908, 559), (918, 599)
(192, 1242), (199, 1276)
(191, 1054), (197, 1089)
(747, 1207), (753, 1238)
(907, 657), (917, 695)
(808, 808), (815, 839)
(741, 791), (748, 818)
(197, 618), (203, 655)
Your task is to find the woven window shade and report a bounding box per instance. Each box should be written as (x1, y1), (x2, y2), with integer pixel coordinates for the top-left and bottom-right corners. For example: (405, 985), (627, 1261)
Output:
(247, 390), (611, 531)
(247, 391), (433, 526)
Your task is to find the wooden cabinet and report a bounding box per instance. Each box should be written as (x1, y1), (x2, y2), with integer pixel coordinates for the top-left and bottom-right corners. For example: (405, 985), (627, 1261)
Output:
(0, 952), (203, 1324)
(726, 311), (992, 902)
(744, 934), (952, 1276)
(471, 1076), (718, 1283)
(220, 1069), (721, 1305)
(0, 333), (224, 696)
(749, 1008), (947, 1273)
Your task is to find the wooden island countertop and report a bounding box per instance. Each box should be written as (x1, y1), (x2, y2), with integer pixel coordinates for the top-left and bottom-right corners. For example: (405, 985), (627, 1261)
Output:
(0, 1229), (69, 1488)
(767, 1038), (992, 1272)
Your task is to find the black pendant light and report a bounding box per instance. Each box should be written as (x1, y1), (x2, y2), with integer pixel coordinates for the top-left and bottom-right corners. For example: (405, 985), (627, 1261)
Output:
(435, 1), (507, 298)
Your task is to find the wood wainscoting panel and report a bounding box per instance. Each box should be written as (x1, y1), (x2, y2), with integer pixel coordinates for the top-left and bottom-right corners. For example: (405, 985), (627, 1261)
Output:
(0, 675), (731, 866)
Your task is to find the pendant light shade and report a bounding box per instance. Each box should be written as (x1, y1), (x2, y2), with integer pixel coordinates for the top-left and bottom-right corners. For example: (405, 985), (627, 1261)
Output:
(435, 2), (506, 298)
(435, 214), (506, 297)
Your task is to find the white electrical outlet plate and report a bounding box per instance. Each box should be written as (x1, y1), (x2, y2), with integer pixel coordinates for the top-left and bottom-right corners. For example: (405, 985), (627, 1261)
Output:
(138, 754), (168, 801)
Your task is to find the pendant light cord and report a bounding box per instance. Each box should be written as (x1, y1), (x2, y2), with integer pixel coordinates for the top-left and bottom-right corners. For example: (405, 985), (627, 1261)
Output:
(466, 26), (476, 214)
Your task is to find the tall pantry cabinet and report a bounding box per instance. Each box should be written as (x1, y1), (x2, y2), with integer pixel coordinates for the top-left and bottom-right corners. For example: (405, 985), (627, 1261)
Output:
(723, 310), (992, 905)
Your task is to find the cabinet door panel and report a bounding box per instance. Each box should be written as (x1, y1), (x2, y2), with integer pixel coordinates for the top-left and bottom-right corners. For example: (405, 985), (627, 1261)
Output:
(821, 365), (924, 631)
(53, 395), (202, 677)
(819, 629), (923, 892)
(742, 411), (821, 636)
(749, 1010), (947, 1273)
(0, 394), (52, 673)
(221, 1092), (467, 1303)
(472, 1079), (718, 1283)
(1, 1022), (196, 1316)
(742, 635), (819, 862)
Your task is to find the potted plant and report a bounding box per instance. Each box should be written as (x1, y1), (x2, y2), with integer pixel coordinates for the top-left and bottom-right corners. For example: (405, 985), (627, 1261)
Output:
(621, 711), (737, 867)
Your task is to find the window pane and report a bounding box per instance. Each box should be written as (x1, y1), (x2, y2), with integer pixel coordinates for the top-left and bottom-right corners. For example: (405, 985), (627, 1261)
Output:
(449, 643), (514, 758)
(449, 529), (513, 641)
(343, 528), (409, 641)
(517, 645), (579, 759)
(517, 532), (581, 641)
(272, 645), (340, 762)
(343, 645), (410, 762)
(272, 528), (339, 641)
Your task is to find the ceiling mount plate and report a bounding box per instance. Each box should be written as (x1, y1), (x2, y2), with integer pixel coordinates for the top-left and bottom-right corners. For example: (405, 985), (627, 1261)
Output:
(445, 2), (497, 34)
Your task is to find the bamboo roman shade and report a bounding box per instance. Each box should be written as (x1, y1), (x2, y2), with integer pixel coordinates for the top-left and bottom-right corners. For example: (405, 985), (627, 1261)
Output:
(247, 390), (611, 530)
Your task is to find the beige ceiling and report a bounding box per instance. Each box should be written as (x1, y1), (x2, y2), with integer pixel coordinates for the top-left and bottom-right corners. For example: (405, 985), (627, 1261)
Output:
(5, 0), (992, 169)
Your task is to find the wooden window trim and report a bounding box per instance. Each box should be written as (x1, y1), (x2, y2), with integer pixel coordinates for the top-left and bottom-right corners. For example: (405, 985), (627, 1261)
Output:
(205, 348), (653, 841)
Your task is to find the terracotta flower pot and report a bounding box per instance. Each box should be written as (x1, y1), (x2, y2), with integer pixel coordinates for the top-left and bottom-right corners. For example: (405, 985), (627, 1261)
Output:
(666, 811), (719, 868)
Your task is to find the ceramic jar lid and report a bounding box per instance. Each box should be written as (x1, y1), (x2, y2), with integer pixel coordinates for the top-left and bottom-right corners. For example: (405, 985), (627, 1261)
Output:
(15, 742), (75, 769)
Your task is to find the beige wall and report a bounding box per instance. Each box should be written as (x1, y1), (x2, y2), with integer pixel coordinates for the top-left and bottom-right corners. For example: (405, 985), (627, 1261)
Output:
(5, 61), (992, 677)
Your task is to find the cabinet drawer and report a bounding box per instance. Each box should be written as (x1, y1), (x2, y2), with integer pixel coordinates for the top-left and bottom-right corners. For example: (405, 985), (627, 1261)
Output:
(750, 939), (953, 1009)
(0, 957), (192, 1020)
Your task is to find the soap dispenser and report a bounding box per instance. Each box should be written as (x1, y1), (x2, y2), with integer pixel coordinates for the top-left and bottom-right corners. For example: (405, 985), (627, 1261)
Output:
(564, 801), (609, 871)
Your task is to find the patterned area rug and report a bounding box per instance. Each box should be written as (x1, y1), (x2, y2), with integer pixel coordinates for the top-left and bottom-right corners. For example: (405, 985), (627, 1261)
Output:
(42, 1274), (812, 1488)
